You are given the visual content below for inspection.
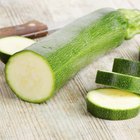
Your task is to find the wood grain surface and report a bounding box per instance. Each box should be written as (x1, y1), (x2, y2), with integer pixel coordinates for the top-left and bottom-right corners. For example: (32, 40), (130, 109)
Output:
(0, 0), (140, 140)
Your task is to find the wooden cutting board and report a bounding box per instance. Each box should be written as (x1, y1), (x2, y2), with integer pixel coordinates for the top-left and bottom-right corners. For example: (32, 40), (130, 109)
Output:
(0, 0), (140, 139)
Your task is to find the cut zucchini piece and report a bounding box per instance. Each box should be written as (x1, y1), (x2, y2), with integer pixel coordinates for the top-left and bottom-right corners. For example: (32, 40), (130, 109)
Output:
(5, 51), (54, 103)
(87, 88), (140, 120)
(96, 70), (140, 94)
(5, 8), (140, 103)
(113, 58), (140, 77)
(0, 36), (35, 63)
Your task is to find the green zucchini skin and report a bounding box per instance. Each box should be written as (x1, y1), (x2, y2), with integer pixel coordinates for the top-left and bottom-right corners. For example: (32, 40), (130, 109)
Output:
(26, 8), (127, 92)
(113, 58), (140, 77)
(96, 70), (140, 94)
(0, 52), (10, 64)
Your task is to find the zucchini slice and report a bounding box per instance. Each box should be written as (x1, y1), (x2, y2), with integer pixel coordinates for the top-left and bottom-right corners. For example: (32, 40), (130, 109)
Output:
(113, 58), (140, 77)
(86, 88), (140, 120)
(0, 36), (35, 63)
(96, 70), (140, 94)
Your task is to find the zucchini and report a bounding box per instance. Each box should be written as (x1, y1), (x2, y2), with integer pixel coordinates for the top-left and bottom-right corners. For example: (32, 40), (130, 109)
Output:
(5, 8), (140, 103)
(86, 88), (140, 120)
(96, 70), (140, 94)
(0, 36), (35, 63)
(113, 58), (140, 77)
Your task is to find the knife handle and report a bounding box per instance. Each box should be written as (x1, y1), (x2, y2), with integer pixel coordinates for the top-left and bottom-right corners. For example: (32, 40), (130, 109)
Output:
(0, 20), (48, 39)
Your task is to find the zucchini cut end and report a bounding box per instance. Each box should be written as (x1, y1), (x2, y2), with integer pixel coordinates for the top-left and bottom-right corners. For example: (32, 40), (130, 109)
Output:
(5, 51), (55, 103)
(86, 88), (140, 120)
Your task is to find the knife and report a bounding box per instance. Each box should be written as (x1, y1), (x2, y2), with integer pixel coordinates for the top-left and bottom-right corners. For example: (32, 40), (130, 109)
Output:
(0, 20), (61, 39)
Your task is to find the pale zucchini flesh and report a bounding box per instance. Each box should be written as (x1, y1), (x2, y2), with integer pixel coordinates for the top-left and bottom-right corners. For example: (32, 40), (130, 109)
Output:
(87, 88), (140, 120)
(5, 51), (54, 103)
(0, 36), (35, 63)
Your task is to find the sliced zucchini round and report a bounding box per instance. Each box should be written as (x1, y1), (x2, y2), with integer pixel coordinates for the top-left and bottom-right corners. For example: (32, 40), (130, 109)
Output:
(5, 51), (54, 103)
(86, 88), (140, 120)
(0, 36), (35, 63)
(113, 58), (140, 77)
(96, 70), (140, 94)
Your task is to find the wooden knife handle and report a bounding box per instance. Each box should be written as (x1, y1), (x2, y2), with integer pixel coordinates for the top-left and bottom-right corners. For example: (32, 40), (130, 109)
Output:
(0, 20), (48, 39)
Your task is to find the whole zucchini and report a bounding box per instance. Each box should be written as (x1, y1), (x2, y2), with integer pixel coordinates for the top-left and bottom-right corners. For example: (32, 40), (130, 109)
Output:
(5, 8), (140, 103)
